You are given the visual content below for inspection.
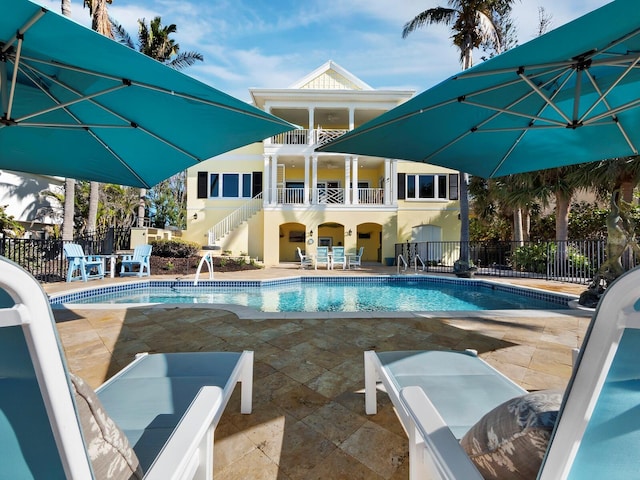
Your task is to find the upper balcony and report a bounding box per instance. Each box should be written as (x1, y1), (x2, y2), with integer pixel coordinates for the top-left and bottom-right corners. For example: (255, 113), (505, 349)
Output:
(269, 128), (348, 148)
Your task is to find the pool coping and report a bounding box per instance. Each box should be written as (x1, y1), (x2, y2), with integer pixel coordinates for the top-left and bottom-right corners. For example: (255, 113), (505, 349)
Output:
(49, 274), (581, 319)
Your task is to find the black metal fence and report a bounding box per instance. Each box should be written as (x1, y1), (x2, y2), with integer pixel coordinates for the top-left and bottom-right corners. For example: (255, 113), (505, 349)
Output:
(0, 227), (131, 283)
(395, 239), (635, 285)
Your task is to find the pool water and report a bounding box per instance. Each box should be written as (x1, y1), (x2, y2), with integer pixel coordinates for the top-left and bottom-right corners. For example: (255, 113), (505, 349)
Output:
(67, 279), (570, 312)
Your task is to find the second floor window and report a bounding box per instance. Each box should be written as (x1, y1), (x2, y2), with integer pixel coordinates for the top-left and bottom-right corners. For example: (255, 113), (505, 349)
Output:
(406, 174), (448, 200)
(209, 173), (252, 198)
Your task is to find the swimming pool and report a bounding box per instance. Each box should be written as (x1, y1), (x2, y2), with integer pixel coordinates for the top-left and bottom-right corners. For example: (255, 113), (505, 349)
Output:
(52, 276), (573, 312)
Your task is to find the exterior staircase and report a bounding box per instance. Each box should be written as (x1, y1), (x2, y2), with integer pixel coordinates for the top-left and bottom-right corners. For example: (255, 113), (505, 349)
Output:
(206, 193), (263, 246)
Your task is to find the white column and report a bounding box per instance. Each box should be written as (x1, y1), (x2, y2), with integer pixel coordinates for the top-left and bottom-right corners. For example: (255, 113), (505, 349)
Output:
(312, 155), (318, 204)
(352, 157), (359, 205)
(349, 108), (355, 131)
(263, 155), (271, 205)
(344, 157), (351, 205)
(391, 159), (398, 206)
(308, 108), (315, 144)
(270, 154), (278, 205)
(304, 155), (310, 205)
(384, 158), (391, 205)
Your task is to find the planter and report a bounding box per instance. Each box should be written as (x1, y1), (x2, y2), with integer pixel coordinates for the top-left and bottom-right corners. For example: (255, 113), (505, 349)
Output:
(384, 257), (395, 267)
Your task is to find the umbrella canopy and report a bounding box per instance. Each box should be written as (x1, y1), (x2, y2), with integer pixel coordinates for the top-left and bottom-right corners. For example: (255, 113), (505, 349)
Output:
(319, 0), (640, 178)
(0, 0), (293, 188)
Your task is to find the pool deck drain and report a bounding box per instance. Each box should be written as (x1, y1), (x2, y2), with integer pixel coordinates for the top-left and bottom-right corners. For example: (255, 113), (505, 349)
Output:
(46, 264), (591, 479)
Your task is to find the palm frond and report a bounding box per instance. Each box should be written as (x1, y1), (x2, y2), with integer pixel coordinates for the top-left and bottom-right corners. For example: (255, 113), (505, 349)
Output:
(109, 17), (134, 49)
(167, 52), (204, 70)
(402, 8), (457, 38)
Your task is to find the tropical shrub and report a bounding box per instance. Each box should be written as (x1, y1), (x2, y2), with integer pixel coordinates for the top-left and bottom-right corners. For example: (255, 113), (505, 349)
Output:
(150, 239), (199, 258)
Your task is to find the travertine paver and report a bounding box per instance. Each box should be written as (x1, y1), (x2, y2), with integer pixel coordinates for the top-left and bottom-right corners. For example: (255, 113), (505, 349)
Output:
(48, 265), (592, 479)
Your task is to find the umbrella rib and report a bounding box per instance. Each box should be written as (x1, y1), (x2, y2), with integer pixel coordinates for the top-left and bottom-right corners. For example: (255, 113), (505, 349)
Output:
(582, 70), (638, 155)
(462, 99), (567, 127)
(19, 54), (291, 128)
(517, 72), (572, 125)
(0, 7), (45, 54)
(579, 55), (640, 124)
(19, 62), (203, 163)
(14, 83), (128, 124)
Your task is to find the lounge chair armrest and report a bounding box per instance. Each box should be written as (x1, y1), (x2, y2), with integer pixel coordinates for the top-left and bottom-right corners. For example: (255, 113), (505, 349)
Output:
(400, 386), (483, 480)
(144, 386), (222, 480)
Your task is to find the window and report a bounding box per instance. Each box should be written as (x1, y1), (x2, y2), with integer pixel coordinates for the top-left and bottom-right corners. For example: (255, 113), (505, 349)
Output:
(209, 172), (255, 198)
(406, 174), (451, 200)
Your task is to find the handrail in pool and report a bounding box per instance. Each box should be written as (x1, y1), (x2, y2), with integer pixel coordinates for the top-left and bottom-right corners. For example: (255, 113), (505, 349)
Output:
(194, 252), (214, 285)
(397, 254), (408, 274)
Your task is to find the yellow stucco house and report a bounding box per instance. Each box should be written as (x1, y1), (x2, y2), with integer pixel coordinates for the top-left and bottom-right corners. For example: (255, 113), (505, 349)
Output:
(184, 61), (462, 266)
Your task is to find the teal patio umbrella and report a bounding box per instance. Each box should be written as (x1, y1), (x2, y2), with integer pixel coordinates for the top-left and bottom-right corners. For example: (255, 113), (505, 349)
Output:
(0, 0), (293, 188)
(319, 0), (640, 178)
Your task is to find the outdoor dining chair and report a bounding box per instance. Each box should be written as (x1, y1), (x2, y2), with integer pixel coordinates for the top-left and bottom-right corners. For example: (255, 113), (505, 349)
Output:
(297, 247), (312, 269)
(315, 246), (330, 270)
(331, 246), (347, 269)
(63, 243), (105, 282)
(348, 247), (364, 269)
(120, 244), (152, 277)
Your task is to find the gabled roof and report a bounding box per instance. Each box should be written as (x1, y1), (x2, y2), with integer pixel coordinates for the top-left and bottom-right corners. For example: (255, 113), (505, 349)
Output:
(289, 60), (373, 91)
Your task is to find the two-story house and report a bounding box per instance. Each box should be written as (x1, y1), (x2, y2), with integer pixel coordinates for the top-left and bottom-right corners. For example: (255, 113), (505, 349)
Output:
(184, 61), (461, 266)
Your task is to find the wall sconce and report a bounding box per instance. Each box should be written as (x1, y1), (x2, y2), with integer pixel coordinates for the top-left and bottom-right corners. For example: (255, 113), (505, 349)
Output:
(347, 229), (353, 236)
(309, 229), (313, 237)
(193, 213), (198, 220)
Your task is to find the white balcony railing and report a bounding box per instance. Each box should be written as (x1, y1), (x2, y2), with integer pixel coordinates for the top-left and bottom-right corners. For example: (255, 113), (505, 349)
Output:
(270, 128), (348, 146)
(271, 188), (384, 205)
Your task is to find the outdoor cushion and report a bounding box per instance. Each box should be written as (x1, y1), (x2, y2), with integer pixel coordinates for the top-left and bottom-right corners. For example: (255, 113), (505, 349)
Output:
(70, 374), (143, 480)
(461, 389), (563, 480)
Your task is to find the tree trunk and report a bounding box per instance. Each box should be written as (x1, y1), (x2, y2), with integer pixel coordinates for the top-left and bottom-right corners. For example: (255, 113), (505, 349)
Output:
(555, 191), (571, 242)
(62, 178), (75, 241)
(458, 171), (470, 264)
(523, 209), (531, 242)
(87, 181), (99, 232)
(513, 208), (524, 246)
(138, 188), (146, 227)
(60, 0), (71, 16)
(555, 190), (571, 262)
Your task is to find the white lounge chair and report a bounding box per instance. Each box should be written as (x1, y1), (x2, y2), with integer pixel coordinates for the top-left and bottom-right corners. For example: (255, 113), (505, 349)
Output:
(296, 247), (312, 269)
(368, 265), (640, 479)
(348, 246), (364, 269)
(331, 246), (347, 269)
(120, 244), (152, 277)
(315, 246), (330, 270)
(63, 243), (105, 282)
(0, 256), (253, 479)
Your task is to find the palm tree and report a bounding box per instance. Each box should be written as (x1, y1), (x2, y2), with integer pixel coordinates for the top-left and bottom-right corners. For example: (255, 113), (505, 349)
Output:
(402, 0), (515, 275)
(112, 16), (203, 227)
(83, 1), (114, 233)
(60, 1), (74, 240)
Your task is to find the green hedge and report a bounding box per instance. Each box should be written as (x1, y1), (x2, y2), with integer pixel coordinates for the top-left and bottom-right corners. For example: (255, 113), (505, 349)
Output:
(150, 239), (200, 258)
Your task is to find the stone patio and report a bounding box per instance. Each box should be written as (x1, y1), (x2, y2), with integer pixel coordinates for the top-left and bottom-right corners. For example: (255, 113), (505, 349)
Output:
(47, 265), (592, 479)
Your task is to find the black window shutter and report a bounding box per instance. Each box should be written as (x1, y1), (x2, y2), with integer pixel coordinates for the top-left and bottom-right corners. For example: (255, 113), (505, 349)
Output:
(449, 173), (459, 200)
(397, 173), (406, 200)
(197, 172), (208, 198)
(252, 171), (263, 196)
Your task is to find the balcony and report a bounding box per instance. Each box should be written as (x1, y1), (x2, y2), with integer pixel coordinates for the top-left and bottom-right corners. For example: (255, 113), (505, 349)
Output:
(274, 187), (384, 205)
(270, 128), (348, 147)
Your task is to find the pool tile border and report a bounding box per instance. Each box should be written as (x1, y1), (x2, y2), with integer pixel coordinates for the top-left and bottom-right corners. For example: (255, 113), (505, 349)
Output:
(49, 275), (577, 308)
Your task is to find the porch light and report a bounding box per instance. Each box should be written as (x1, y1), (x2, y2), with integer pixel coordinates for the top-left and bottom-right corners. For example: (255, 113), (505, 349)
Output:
(193, 213), (198, 220)
(348, 229), (352, 236)
(309, 229), (313, 237)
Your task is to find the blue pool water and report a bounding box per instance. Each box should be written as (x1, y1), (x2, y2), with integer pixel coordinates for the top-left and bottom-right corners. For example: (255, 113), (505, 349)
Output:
(60, 278), (571, 312)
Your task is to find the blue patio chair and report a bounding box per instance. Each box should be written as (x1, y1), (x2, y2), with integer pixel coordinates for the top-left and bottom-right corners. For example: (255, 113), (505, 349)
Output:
(331, 246), (347, 269)
(120, 244), (152, 277)
(63, 243), (104, 282)
(376, 265), (640, 479)
(0, 256), (253, 479)
(315, 246), (330, 270)
(348, 246), (364, 269)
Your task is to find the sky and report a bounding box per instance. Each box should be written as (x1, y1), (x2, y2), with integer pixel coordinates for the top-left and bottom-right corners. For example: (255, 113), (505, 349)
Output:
(37, 0), (612, 103)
